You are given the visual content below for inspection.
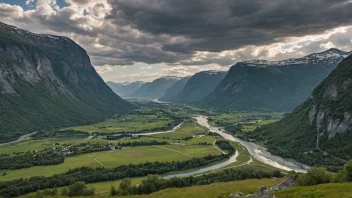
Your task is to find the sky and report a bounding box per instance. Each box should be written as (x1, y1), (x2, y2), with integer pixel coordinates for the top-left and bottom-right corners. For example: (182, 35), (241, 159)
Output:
(1, 0), (352, 82)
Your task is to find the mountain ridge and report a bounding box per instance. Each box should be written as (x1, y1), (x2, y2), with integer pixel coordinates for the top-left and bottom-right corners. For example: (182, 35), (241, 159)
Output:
(0, 21), (133, 143)
(202, 49), (350, 111)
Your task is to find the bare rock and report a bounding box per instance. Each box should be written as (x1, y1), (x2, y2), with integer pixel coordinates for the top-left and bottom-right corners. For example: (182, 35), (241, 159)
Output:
(245, 186), (276, 198)
(228, 192), (244, 198)
(272, 178), (296, 190)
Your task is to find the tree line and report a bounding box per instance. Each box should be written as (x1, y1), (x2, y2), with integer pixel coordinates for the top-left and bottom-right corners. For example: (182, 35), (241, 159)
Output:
(296, 160), (352, 186)
(0, 149), (64, 170)
(0, 154), (228, 197)
(215, 140), (235, 155)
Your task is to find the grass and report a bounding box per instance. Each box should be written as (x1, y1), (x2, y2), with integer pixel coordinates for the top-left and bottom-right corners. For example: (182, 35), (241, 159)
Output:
(275, 182), (352, 198)
(209, 112), (284, 133)
(241, 119), (279, 132)
(0, 145), (221, 182)
(66, 114), (173, 134)
(119, 178), (285, 198)
(0, 137), (83, 155)
(151, 122), (207, 139)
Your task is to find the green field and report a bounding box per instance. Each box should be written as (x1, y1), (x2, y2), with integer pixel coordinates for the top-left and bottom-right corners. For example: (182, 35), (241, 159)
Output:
(0, 137), (83, 155)
(0, 144), (220, 182)
(66, 115), (173, 133)
(65, 107), (179, 134)
(209, 112), (284, 133)
(151, 121), (207, 139)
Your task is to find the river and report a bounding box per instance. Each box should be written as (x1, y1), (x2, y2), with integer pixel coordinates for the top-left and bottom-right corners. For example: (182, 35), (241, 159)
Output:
(164, 151), (239, 179)
(195, 115), (310, 173)
(136, 123), (183, 136)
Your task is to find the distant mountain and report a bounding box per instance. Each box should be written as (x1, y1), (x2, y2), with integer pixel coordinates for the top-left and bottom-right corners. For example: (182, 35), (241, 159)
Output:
(249, 54), (352, 171)
(159, 77), (190, 101)
(130, 76), (181, 99)
(106, 81), (144, 97)
(0, 22), (133, 143)
(169, 71), (227, 102)
(202, 48), (351, 111)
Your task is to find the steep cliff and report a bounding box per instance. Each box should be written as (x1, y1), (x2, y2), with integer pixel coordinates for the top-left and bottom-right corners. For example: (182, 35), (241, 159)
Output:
(249, 54), (352, 170)
(0, 22), (133, 143)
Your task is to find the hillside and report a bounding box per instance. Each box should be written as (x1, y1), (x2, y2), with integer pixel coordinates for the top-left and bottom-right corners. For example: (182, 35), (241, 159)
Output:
(106, 81), (144, 97)
(159, 77), (190, 101)
(248, 54), (352, 171)
(203, 49), (350, 111)
(167, 71), (226, 102)
(130, 77), (181, 99)
(0, 22), (133, 143)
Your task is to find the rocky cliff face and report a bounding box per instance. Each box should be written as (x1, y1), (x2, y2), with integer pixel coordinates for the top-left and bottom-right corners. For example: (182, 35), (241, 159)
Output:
(307, 55), (352, 140)
(250, 54), (352, 170)
(0, 22), (133, 143)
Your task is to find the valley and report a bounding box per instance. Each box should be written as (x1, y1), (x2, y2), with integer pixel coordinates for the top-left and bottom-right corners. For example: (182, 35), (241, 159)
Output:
(0, 100), (289, 197)
(1, 17), (352, 198)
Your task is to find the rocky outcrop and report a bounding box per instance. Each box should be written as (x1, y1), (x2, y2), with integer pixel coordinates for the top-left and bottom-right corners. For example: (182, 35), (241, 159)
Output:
(227, 179), (296, 198)
(228, 192), (244, 198)
(245, 186), (275, 198)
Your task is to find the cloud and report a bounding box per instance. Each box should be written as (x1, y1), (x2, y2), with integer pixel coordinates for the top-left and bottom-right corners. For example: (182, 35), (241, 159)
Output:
(107, 0), (352, 53)
(1, 0), (352, 82)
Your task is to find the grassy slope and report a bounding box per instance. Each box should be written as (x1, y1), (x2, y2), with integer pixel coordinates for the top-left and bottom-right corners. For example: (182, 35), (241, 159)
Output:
(276, 182), (352, 198)
(120, 179), (285, 198)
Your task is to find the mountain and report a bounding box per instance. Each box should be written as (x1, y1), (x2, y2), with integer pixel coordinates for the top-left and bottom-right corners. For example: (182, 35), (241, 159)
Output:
(159, 77), (190, 101)
(0, 22), (133, 143)
(248, 54), (352, 171)
(168, 71), (227, 102)
(130, 76), (181, 99)
(203, 49), (351, 111)
(106, 81), (144, 97)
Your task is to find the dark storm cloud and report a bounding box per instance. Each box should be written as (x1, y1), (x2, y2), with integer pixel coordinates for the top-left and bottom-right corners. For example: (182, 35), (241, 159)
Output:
(107, 0), (352, 53)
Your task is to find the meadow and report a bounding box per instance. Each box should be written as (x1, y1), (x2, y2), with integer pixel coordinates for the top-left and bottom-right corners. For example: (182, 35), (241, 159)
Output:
(65, 107), (178, 134)
(0, 144), (220, 182)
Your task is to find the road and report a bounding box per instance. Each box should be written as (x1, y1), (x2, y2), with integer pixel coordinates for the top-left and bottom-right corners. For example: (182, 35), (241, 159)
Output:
(195, 115), (310, 173)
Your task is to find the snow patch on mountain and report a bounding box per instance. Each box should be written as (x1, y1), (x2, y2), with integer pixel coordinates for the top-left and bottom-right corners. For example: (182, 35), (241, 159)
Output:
(243, 48), (351, 67)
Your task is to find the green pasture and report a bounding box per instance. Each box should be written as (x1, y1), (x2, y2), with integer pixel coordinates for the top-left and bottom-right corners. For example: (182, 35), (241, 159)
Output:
(0, 144), (220, 182)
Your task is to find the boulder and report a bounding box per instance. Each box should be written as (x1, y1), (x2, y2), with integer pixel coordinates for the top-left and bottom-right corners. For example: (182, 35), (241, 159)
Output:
(228, 192), (244, 198)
